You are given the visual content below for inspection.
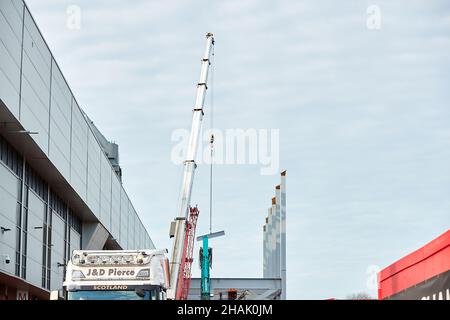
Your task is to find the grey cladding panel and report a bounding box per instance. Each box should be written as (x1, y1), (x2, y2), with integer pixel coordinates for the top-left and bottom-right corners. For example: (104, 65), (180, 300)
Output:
(99, 155), (111, 229)
(23, 8), (51, 70)
(110, 175), (121, 238)
(0, 0), (23, 43)
(0, 1), (22, 117)
(10, 0), (24, 18)
(87, 131), (101, 215)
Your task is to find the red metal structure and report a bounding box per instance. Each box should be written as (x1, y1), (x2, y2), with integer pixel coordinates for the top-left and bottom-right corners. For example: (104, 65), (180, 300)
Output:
(176, 206), (200, 300)
(378, 229), (450, 300)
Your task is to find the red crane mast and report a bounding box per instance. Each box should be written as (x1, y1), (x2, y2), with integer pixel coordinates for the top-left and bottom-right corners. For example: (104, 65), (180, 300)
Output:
(176, 206), (200, 300)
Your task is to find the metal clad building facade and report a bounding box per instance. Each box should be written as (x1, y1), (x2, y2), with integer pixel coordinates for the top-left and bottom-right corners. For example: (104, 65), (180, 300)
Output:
(0, 0), (154, 299)
(263, 171), (286, 299)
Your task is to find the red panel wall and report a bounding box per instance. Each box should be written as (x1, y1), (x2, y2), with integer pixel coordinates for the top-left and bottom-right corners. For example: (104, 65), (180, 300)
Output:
(378, 230), (450, 299)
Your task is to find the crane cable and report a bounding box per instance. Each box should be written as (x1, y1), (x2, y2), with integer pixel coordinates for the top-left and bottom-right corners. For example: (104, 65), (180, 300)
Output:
(209, 44), (215, 235)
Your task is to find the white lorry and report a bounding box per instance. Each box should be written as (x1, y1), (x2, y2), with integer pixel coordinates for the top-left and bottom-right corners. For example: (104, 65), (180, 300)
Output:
(57, 250), (170, 300)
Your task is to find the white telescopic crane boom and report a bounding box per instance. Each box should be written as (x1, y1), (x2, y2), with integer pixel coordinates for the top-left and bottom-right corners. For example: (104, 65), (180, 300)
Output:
(167, 33), (215, 300)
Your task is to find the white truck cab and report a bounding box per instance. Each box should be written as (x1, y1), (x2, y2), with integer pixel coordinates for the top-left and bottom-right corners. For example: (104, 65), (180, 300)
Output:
(59, 249), (170, 300)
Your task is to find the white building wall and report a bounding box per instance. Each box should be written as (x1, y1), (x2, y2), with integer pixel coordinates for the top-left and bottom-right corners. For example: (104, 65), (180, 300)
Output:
(0, 0), (22, 119)
(20, 8), (51, 153)
(110, 175), (121, 238)
(120, 190), (129, 249)
(49, 60), (72, 180)
(99, 154), (112, 230)
(70, 99), (88, 201)
(0, 163), (19, 276)
(0, 0), (154, 254)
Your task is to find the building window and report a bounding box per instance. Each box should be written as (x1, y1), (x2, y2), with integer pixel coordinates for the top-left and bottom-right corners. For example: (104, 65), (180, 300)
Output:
(69, 211), (82, 234)
(0, 134), (23, 178)
(50, 192), (67, 220)
(25, 166), (48, 201)
(0, 134), (87, 291)
(0, 134), (27, 278)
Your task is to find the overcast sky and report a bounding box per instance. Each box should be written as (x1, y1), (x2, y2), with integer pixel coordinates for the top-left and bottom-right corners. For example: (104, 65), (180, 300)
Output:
(26, 0), (450, 299)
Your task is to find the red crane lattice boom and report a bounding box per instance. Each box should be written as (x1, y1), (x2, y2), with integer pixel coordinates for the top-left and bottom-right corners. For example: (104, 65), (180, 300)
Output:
(176, 206), (200, 300)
